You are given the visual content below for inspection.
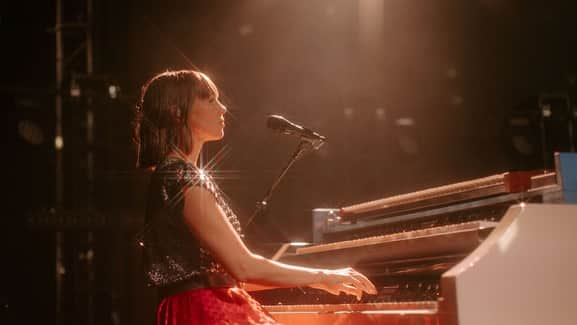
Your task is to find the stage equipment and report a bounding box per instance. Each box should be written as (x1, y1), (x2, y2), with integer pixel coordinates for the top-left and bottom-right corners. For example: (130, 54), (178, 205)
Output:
(505, 93), (575, 170)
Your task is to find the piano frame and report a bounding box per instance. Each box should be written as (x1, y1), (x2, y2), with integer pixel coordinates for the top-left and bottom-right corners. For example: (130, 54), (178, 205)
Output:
(258, 153), (577, 324)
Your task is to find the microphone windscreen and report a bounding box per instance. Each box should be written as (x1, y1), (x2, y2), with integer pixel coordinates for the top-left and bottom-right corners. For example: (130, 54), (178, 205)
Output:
(266, 115), (288, 131)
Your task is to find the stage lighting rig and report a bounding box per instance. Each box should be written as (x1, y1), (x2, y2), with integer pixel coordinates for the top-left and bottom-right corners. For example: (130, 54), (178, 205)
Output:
(68, 73), (121, 101)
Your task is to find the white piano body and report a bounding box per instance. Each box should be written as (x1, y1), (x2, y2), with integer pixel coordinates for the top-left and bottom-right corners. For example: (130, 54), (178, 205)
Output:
(440, 203), (577, 325)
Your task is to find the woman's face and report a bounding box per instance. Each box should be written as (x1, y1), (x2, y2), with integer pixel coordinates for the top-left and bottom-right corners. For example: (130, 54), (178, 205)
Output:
(187, 89), (227, 142)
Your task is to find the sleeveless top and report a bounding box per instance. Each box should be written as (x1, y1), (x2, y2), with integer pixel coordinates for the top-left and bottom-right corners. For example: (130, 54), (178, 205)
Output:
(136, 157), (243, 287)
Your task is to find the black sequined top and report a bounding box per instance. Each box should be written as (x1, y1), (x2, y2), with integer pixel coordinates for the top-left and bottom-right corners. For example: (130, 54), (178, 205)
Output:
(136, 157), (243, 287)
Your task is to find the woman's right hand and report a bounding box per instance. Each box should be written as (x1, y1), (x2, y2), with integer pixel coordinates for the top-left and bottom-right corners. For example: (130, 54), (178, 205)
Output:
(308, 267), (377, 301)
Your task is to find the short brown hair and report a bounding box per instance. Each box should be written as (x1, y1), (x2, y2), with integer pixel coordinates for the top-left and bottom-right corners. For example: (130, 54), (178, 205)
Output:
(133, 70), (217, 168)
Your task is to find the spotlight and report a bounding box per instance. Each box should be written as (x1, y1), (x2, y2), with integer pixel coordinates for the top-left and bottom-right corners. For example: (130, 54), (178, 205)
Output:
(18, 120), (44, 145)
(395, 117), (415, 126)
(343, 107), (354, 119)
(541, 104), (552, 118)
(108, 85), (120, 99)
(70, 79), (81, 98)
(54, 135), (64, 150)
(375, 107), (386, 120)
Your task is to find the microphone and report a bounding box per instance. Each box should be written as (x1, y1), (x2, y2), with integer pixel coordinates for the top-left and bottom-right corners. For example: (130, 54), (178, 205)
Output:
(266, 115), (327, 144)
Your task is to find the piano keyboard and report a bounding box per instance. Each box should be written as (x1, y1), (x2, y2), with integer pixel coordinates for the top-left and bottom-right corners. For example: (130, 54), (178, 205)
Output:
(339, 171), (548, 219)
(275, 221), (497, 273)
(265, 301), (438, 314)
(297, 220), (497, 255)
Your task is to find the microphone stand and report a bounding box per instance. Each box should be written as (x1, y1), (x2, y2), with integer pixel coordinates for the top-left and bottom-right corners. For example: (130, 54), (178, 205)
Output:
(245, 139), (322, 227)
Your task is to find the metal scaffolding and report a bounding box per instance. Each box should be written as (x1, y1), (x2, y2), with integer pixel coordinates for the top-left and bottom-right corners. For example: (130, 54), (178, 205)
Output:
(53, 0), (95, 323)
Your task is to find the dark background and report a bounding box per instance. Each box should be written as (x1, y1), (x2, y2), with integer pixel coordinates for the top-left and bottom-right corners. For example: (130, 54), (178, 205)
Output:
(2, 0), (576, 324)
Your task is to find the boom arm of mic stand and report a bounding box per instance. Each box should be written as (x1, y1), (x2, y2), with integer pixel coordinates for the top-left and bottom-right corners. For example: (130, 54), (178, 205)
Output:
(245, 140), (316, 227)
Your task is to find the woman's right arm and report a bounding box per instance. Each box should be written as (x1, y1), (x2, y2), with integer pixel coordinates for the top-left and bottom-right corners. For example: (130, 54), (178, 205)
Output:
(181, 185), (377, 300)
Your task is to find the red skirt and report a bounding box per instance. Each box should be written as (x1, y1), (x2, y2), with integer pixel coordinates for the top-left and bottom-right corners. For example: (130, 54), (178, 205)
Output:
(157, 287), (280, 325)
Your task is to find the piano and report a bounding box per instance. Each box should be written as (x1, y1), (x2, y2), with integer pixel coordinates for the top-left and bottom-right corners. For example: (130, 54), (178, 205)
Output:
(251, 152), (577, 324)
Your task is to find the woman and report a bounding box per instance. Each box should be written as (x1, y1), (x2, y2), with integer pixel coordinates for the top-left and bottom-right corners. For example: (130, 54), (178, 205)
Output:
(133, 70), (376, 324)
